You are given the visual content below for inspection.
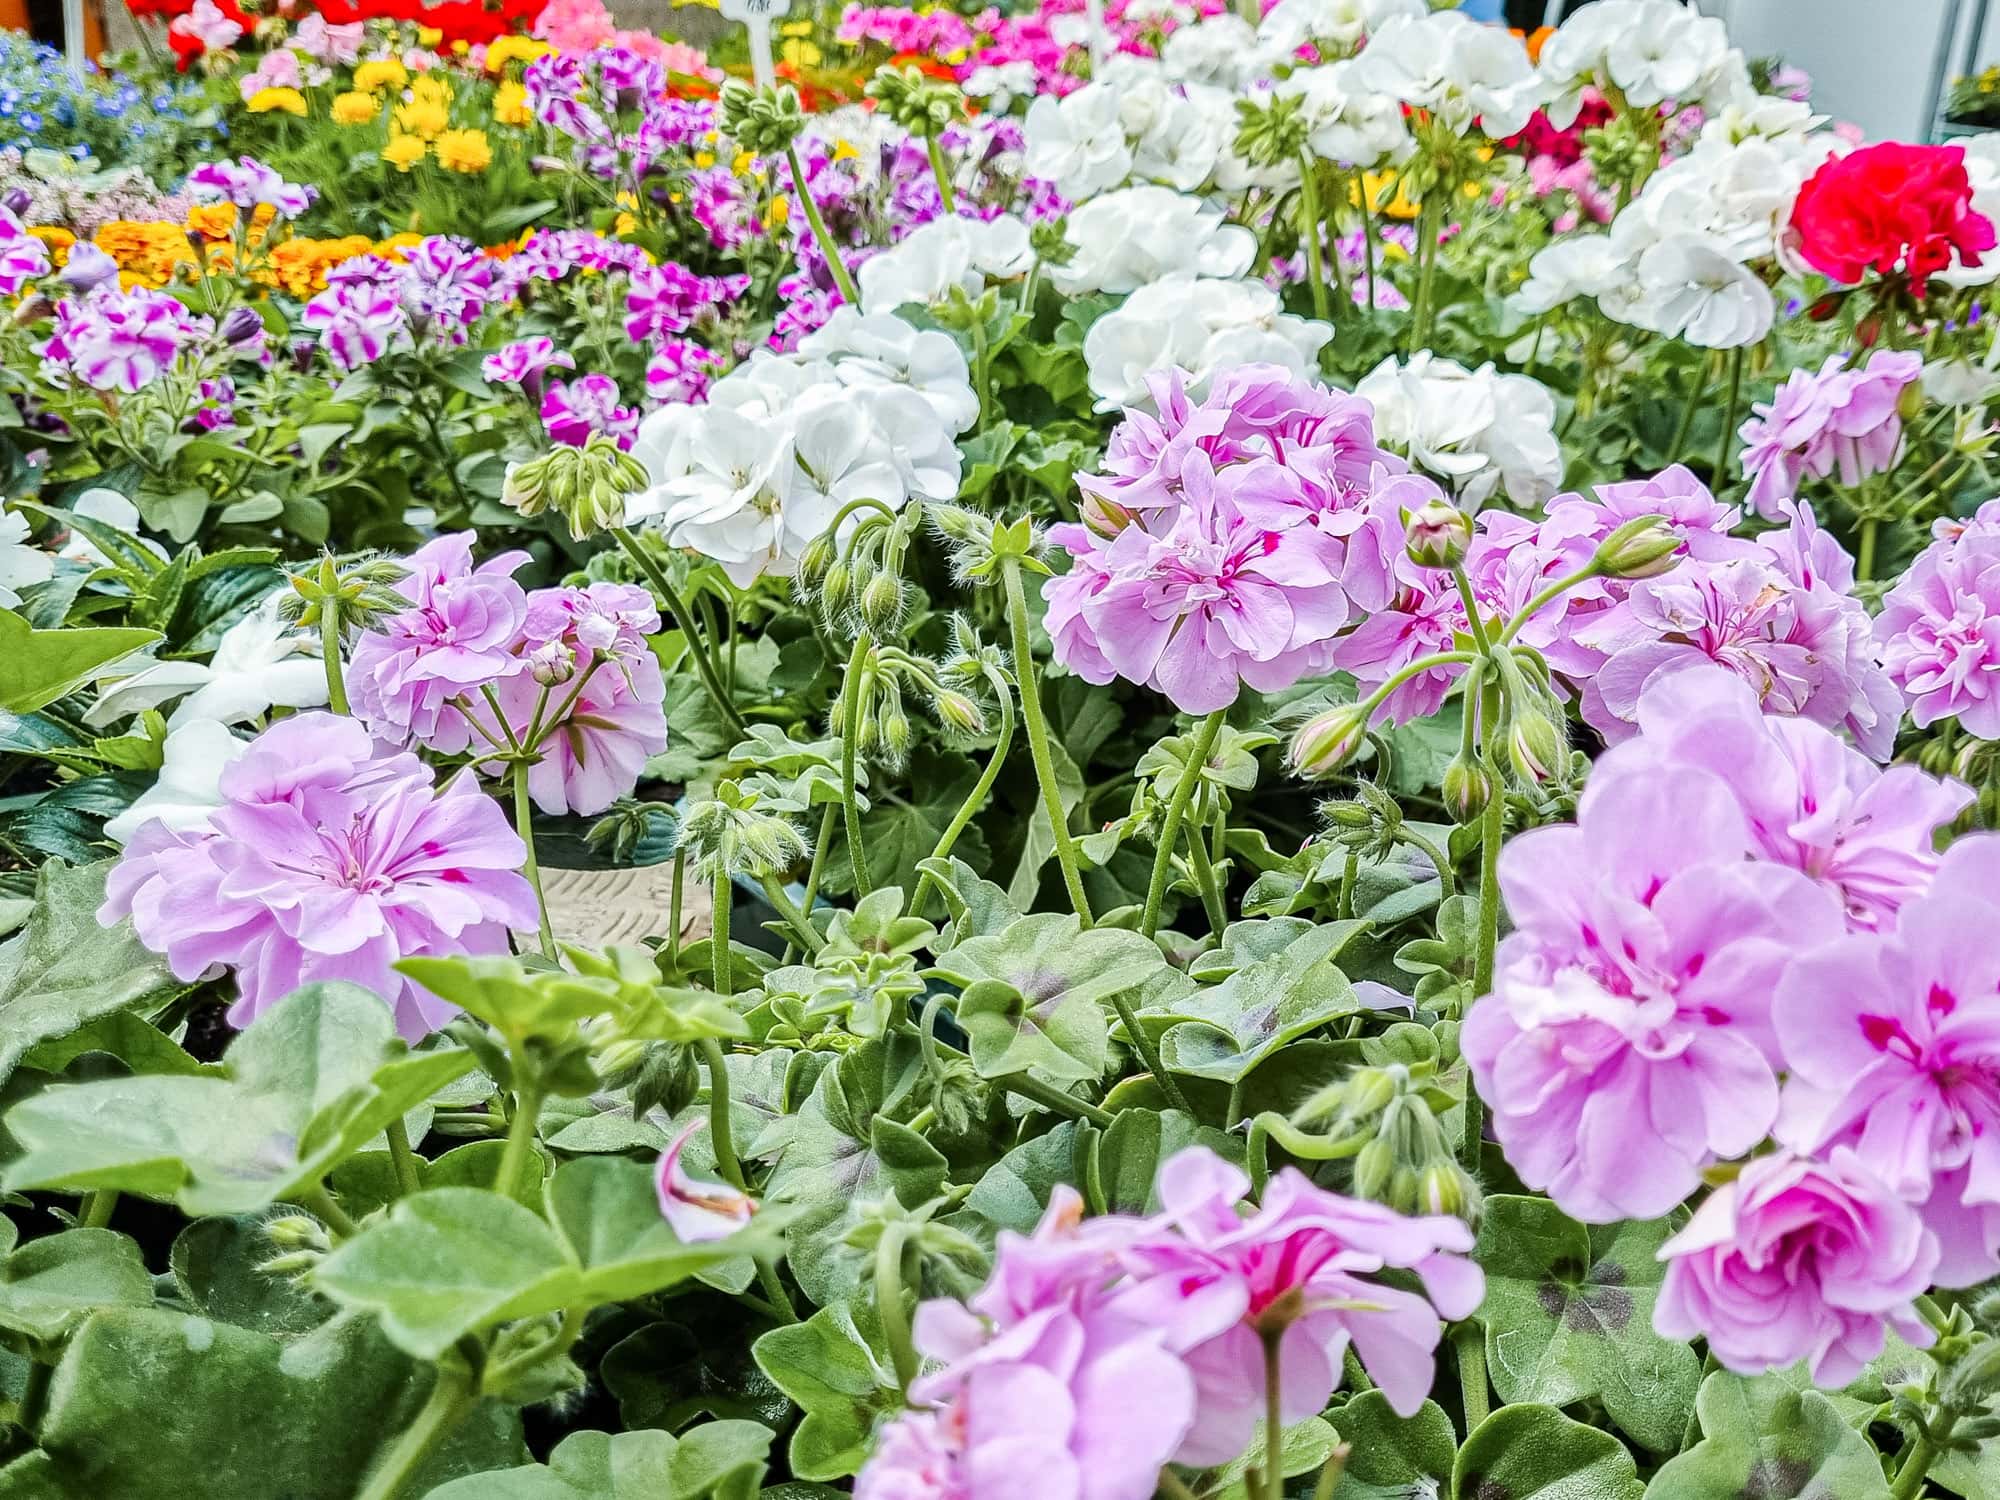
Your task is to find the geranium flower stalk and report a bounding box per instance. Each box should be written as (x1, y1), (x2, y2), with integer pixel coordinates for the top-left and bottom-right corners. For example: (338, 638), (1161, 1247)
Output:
(610, 525), (747, 739)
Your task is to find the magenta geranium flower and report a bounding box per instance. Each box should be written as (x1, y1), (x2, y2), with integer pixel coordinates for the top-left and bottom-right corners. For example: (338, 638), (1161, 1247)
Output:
(1462, 765), (1845, 1223)
(1655, 1149), (1938, 1386)
(1877, 528), (2000, 736)
(100, 713), (537, 1041)
(1775, 835), (2000, 1285)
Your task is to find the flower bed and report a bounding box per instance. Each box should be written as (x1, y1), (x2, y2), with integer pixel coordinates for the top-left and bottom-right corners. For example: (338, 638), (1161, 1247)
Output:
(4, 1), (2000, 1497)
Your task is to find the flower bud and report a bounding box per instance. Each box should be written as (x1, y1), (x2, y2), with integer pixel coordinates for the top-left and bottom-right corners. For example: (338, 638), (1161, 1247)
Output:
(1592, 514), (1680, 579)
(860, 573), (905, 630)
(1289, 704), (1370, 778)
(1403, 498), (1472, 570)
(12, 293), (52, 327)
(529, 638), (577, 685)
(1418, 1160), (1483, 1223)
(1507, 708), (1564, 785)
(1080, 492), (1136, 540)
(60, 242), (119, 294)
(881, 702), (913, 758)
(797, 530), (836, 592)
(218, 305), (266, 346)
(1441, 753), (1495, 824)
(3, 187), (30, 216)
(1898, 378), (1927, 423)
(1352, 1136), (1395, 1203)
(934, 688), (985, 736)
(820, 561), (853, 614)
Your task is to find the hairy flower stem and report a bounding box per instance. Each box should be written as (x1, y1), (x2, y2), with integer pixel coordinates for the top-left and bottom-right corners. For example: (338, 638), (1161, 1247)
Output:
(1455, 1323), (1489, 1434)
(786, 144), (861, 305)
(875, 1222), (922, 1394)
(786, 805), (837, 962)
(1004, 1071), (1115, 1127)
(1857, 517), (1880, 583)
(611, 526), (747, 739)
(1261, 1330), (1286, 1500)
(385, 1118), (422, 1198)
(495, 1085), (545, 1200)
(667, 850), (687, 980)
(1002, 558), (1094, 926)
(303, 1183), (359, 1239)
(1891, 1412), (1955, 1500)
(1408, 194), (1444, 356)
(80, 1189), (118, 1229)
(1157, 1471), (1201, 1500)
(1142, 710), (1225, 940)
(839, 633), (873, 896)
(910, 687), (1016, 919)
(354, 1363), (476, 1500)
(711, 867), (734, 1000)
(759, 875), (823, 953)
(1667, 356), (1709, 466)
(698, 1036), (747, 1193)
(511, 766), (556, 962)
(1296, 155), (1333, 325)
(925, 136), (958, 214)
(319, 595), (350, 715)
(1713, 344), (1746, 487)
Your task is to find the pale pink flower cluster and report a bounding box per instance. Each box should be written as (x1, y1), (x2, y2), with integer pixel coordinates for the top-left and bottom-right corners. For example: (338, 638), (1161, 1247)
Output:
(856, 1147), (1481, 1500)
(1877, 499), (2000, 737)
(1738, 349), (1923, 520)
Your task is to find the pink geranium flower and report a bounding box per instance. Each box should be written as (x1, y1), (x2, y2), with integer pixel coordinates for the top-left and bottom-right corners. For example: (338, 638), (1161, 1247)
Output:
(654, 1119), (756, 1242)
(1877, 528), (2000, 737)
(1655, 1149), (1938, 1386)
(100, 713), (536, 1041)
(1462, 765), (1845, 1222)
(1775, 835), (2000, 1285)
(1737, 350), (1923, 520)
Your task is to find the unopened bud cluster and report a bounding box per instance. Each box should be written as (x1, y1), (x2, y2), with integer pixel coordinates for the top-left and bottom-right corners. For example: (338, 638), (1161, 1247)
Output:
(719, 79), (807, 157)
(503, 435), (649, 541)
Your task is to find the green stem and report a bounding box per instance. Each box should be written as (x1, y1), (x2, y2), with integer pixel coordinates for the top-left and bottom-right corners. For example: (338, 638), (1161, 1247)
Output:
(1398, 828), (1456, 900)
(385, 1118), (422, 1198)
(910, 685), (1015, 918)
(1471, 685), (1506, 1004)
(839, 632), (873, 897)
(699, 1036), (747, 1192)
(1261, 1330), (1286, 1500)
(17, 1357), (50, 1434)
(711, 866), (734, 999)
(513, 765), (555, 961)
(1455, 1324), (1489, 1434)
(1361, 181), (1380, 312)
(1110, 985), (1191, 1115)
(789, 805), (836, 958)
(1157, 1472), (1201, 1500)
(1857, 516), (1879, 583)
(1666, 356), (1708, 465)
(1142, 711), (1226, 939)
(759, 875), (823, 953)
(80, 1189), (117, 1229)
(1891, 1415), (1955, 1500)
(302, 1183), (359, 1239)
(1296, 154), (1332, 324)
(756, 1260), (797, 1322)
(786, 143), (860, 305)
(1409, 193), (1444, 355)
(1003, 1071), (1115, 1127)
(1186, 801), (1230, 932)
(320, 594), (350, 715)
(612, 527), (747, 739)
(355, 1364), (477, 1500)
(495, 1087), (545, 1201)
(1002, 558), (1093, 926)
(1713, 344), (1746, 486)
(1498, 563), (1600, 645)
(667, 849), (687, 980)
(925, 134), (957, 214)
(875, 1224), (921, 1394)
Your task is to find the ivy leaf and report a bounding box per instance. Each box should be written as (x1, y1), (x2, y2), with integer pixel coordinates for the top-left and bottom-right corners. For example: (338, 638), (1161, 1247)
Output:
(1085, 1108), (1240, 1218)
(2, 983), (477, 1216)
(420, 1423), (773, 1500)
(1149, 920), (1369, 1083)
(1475, 1195), (1699, 1453)
(314, 1158), (786, 1360)
(752, 1298), (901, 1481)
(1452, 1404), (1646, 1500)
(1206, 1417), (1342, 1500)
(0, 1227), (153, 1344)
(169, 1216), (330, 1337)
(930, 913), (1172, 1084)
(0, 607), (156, 714)
(0, 858), (183, 1087)
(1327, 1393), (1455, 1500)
(0, 1306), (524, 1499)
(963, 1121), (1087, 1234)
(1644, 1371), (1891, 1500)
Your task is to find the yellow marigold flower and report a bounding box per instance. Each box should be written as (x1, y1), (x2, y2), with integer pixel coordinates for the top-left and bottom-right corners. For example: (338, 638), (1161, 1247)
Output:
(417, 25), (442, 46)
(411, 74), (451, 106)
(394, 98), (449, 140)
(435, 128), (492, 174)
(1357, 171), (1420, 221)
(494, 80), (530, 127)
(781, 37), (820, 67)
(484, 35), (550, 72)
(831, 140), (858, 162)
(383, 134), (428, 172)
(248, 87), (308, 116)
(353, 59), (408, 93)
(332, 90), (380, 125)
(764, 196), (790, 230)
(378, 232), (425, 259)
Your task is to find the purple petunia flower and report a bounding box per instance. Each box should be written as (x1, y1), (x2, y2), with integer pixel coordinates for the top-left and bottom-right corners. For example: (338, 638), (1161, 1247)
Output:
(184, 156), (318, 221)
(482, 335), (575, 400)
(644, 338), (722, 406)
(541, 372), (638, 449)
(300, 282), (409, 372)
(41, 287), (200, 394)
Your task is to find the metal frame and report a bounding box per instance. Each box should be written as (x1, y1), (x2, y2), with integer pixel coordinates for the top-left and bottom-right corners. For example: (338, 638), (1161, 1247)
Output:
(1930, 0), (1996, 139)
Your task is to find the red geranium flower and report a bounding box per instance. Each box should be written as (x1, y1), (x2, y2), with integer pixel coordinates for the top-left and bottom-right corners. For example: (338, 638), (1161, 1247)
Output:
(1789, 141), (1997, 294)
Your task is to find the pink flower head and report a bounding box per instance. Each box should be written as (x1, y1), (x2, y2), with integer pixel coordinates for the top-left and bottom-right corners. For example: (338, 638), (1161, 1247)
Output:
(1877, 526), (2000, 736)
(397, 237), (495, 340)
(1738, 351), (1923, 520)
(348, 532), (532, 755)
(482, 336), (575, 400)
(301, 283), (409, 372)
(41, 288), (199, 395)
(1655, 1149), (1938, 1386)
(239, 48), (304, 102)
(1461, 766), (1846, 1223)
(541, 372), (639, 449)
(1775, 835), (2000, 1285)
(654, 1119), (756, 1242)
(1112, 1148), (1481, 1462)
(293, 13), (365, 62)
(623, 261), (748, 343)
(0, 208), (50, 295)
(99, 713), (537, 1041)
(185, 156), (317, 220)
(1597, 666), (1971, 931)
(170, 0), (243, 51)
(644, 338), (722, 406)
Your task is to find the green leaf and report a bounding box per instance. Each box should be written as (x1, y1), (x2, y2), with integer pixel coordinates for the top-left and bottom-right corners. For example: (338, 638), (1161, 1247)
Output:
(1151, 920), (1369, 1083)
(0, 858), (183, 1087)
(1329, 1393), (1455, 1500)
(752, 1299), (900, 1481)
(422, 1423), (773, 1500)
(1453, 1404), (1646, 1500)
(2, 983), (476, 1215)
(1087, 1108), (1240, 1217)
(0, 1306), (523, 1499)
(1208, 1417), (1343, 1500)
(169, 1217), (331, 1337)
(0, 1229), (152, 1343)
(930, 913), (1172, 1084)
(963, 1121), (1085, 1234)
(1644, 1372), (1891, 1500)
(1475, 1195), (1699, 1453)
(314, 1158), (783, 1359)
(0, 608), (156, 714)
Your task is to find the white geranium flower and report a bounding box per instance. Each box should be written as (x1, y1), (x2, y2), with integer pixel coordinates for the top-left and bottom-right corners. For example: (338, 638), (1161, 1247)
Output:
(798, 307), (980, 433)
(630, 403), (800, 588)
(1131, 88), (1229, 192)
(856, 214), (1034, 316)
(1925, 355), (2000, 409)
(1051, 187), (1256, 295)
(1357, 12), (1542, 139)
(1539, 0), (1749, 128)
(1083, 274), (1332, 411)
(102, 718), (249, 845)
(1356, 353), (1562, 507)
(1512, 234), (1631, 316)
(0, 509), (52, 608)
(85, 593), (327, 730)
(1160, 14), (1258, 90)
(1024, 83), (1134, 203)
(1276, 61), (1415, 171)
(1252, 0), (1422, 70)
(963, 60), (1040, 113)
(1940, 136), (2000, 290)
(1623, 233), (1774, 349)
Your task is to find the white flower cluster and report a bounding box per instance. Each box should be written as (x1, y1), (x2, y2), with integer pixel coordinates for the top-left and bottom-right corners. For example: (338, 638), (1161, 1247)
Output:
(1356, 352), (1564, 508)
(630, 312), (976, 586)
(1085, 274), (1332, 411)
(857, 214), (1036, 316)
